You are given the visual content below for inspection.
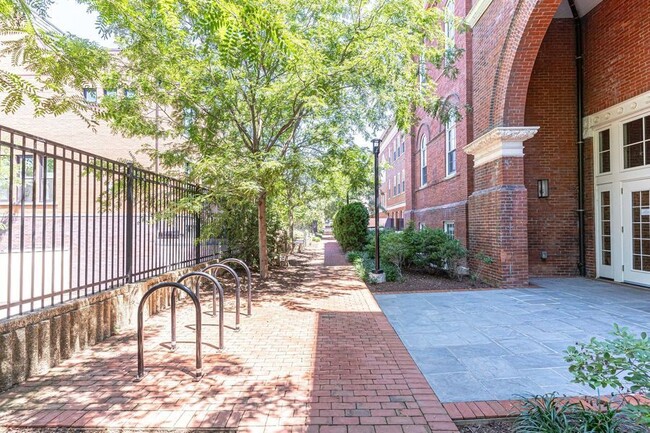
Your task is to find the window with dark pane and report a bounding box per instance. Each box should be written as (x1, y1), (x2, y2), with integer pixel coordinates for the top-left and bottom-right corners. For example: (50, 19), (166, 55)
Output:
(624, 118), (645, 168)
(631, 190), (650, 271)
(598, 129), (610, 173)
(601, 191), (611, 266)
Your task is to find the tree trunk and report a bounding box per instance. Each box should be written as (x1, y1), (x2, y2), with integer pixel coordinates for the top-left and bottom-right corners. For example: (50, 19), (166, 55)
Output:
(288, 207), (294, 242)
(257, 191), (269, 279)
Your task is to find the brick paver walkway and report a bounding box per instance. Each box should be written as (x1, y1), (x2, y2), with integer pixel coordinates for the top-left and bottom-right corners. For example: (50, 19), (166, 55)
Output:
(0, 236), (457, 433)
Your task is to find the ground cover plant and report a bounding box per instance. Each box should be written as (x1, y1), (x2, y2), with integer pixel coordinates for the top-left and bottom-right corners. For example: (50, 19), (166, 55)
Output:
(513, 393), (645, 433)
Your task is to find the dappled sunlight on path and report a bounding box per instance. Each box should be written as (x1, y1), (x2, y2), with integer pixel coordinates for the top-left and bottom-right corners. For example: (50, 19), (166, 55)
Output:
(0, 235), (457, 433)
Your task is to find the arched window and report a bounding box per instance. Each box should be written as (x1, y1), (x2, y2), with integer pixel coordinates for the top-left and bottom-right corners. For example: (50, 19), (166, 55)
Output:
(446, 118), (456, 176)
(420, 134), (428, 186)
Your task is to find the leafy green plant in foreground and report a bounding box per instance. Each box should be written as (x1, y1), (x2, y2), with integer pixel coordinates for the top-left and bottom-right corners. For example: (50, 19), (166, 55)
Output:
(565, 325), (650, 427)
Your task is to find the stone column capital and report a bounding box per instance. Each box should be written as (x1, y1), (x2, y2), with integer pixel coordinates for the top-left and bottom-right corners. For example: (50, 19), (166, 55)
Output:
(465, 126), (539, 167)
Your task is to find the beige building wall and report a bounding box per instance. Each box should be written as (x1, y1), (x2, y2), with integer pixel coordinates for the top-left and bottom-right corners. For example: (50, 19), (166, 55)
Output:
(0, 36), (154, 167)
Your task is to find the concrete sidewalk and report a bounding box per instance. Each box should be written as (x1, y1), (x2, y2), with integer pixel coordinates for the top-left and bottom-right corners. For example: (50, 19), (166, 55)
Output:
(0, 236), (457, 433)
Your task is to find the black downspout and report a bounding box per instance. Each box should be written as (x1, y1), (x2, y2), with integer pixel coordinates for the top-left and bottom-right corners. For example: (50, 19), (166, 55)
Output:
(568, 0), (586, 277)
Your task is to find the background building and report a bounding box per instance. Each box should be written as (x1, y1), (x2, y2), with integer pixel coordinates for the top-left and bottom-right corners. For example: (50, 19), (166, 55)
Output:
(378, 125), (406, 230)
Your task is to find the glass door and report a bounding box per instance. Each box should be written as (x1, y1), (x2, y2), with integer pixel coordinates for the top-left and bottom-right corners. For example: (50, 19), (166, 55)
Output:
(622, 180), (650, 286)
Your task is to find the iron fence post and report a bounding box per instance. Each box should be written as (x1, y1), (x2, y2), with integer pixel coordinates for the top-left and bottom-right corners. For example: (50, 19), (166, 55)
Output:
(125, 162), (134, 283)
(195, 213), (201, 265)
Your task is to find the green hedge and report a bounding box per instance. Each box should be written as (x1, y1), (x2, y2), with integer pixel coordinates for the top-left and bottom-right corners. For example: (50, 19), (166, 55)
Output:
(365, 223), (467, 278)
(333, 202), (369, 252)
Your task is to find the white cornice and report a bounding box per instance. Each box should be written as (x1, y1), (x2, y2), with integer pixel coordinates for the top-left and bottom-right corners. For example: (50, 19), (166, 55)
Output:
(383, 202), (406, 211)
(465, 126), (539, 167)
(466, 0), (494, 28)
(583, 90), (650, 138)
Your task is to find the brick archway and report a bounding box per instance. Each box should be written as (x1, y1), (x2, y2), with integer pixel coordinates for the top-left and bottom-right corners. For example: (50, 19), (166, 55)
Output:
(489, 0), (564, 128)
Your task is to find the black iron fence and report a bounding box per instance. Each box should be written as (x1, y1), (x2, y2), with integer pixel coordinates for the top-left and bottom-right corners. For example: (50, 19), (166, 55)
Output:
(0, 126), (222, 320)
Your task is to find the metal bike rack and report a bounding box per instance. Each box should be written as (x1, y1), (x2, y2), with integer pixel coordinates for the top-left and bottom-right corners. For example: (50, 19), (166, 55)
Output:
(220, 258), (253, 316)
(136, 282), (202, 381)
(173, 272), (224, 350)
(203, 263), (241, 329)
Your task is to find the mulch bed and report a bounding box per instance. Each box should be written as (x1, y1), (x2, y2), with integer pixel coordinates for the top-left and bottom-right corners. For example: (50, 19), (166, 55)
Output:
(368, 269), (494, 293)
(458, 420), (515, 433)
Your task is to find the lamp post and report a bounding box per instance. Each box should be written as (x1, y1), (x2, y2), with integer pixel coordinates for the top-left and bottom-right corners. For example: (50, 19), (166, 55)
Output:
(370, 138), (385, 283)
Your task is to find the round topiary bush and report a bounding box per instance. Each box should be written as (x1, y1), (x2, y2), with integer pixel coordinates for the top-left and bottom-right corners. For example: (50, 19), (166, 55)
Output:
(333, 202), (369, 252)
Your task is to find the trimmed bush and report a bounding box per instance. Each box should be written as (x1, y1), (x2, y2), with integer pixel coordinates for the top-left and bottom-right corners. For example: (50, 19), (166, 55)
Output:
(365, 223), (467, 278)
(333, 202), (369, 252)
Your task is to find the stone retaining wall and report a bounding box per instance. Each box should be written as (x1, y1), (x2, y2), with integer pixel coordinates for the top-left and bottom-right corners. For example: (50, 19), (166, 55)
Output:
(0, 265), (203, 392)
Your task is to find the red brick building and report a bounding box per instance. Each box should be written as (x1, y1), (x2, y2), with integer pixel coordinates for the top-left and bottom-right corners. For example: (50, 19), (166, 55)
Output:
(398, 0), (650, 286)
(378, 125), (407, 230)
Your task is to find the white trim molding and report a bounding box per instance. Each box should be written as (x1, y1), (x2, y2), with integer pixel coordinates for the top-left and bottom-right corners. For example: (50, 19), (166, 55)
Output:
(583, 90), (650, 138)
(465, 126), (539, 167)
(383, 202), (406, 212)
(466, 0), (494, 28)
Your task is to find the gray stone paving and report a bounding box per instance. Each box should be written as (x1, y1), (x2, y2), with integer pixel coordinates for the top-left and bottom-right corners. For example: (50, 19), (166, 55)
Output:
(375, 278), (650, 402)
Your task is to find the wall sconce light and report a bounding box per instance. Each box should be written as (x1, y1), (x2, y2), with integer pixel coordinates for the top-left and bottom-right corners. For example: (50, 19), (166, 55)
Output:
(537, 179), (549, 198)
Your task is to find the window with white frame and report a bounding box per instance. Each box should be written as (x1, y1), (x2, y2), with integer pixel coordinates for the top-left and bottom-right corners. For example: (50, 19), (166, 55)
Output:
(444, 0), (455, 51)
(397, 172), (401, 194)
(443, 221), (455, 238)
(40, 157), (54, 203)
(446, 119), (456, 176)
(623, 115), (650, 169)
(16, 155), (34, 202)
(0, 153), (9, 202)
(418, 52), (427, 88)
(420, 134), (428, 185)
(598, 129), (611, 174)
(83, 87), (97, 103)
(393, 175), (397, 195)
(388, 179), (391, 197)
(401, 169), (405, 192)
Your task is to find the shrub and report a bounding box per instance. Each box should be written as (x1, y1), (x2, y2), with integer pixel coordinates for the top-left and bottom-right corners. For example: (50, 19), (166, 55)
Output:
(565, 324), (650, 427)
(346, 250), (400, 283)
(333, 202), (369, 252)
(365, 223), (466, 278)
(410, 226), (466, 275)
(312, 236), (321, 242)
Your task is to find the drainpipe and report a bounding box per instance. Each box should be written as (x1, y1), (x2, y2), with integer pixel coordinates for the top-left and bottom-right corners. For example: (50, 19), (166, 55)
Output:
(568, 0), (586, 277)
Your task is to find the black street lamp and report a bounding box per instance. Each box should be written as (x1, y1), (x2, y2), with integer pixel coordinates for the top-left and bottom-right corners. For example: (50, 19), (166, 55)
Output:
(371, 138), (385, 283)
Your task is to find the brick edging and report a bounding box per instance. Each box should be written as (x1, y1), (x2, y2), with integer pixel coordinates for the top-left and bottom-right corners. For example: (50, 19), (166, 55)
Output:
(443, 394), (650, 422)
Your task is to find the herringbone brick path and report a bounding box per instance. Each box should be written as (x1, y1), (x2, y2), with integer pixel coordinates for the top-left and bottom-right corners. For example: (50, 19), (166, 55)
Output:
(0, 236), (457, 433)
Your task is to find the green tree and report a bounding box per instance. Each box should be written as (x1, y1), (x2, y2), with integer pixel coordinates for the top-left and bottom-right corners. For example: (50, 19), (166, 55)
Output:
(2, 0), (462, 278)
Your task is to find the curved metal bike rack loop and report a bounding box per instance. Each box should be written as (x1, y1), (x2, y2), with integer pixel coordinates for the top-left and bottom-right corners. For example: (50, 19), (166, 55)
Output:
(173, 272), (224, 350)
(137, 282), (202, 381)
(220, 258), (253, 316)
(203, 263), (241, 329)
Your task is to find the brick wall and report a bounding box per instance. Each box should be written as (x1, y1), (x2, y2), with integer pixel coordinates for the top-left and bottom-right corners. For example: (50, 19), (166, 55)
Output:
(468, 158), (529, 286)
(471, 0), (562, 136)
(407, 0), (471, 246)
(523, 19), (580, 277)
(583, 0), (650, 116)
